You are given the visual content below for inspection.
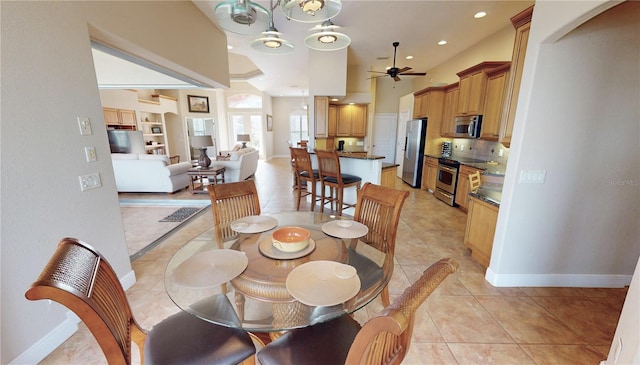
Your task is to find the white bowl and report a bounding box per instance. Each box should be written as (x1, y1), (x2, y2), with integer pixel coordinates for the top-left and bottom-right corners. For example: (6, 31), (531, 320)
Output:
(272, 226), (310, 252)
(336, 220), (353, 228)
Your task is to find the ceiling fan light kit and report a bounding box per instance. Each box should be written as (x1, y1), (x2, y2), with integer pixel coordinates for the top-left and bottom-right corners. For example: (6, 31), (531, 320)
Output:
(214, 0), (271, 35)
(251, 30), (295, 54)
(280, 0), (341, 23)
(368, 42), (426, 82)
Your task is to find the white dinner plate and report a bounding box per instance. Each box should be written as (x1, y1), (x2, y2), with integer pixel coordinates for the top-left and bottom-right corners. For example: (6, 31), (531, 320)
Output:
(173, 249), (248, 288)
(321, 220), (369, 239)
(286, 261), (361, 307)
(231, 215), (278, 234)
(259, 237), (316, 260)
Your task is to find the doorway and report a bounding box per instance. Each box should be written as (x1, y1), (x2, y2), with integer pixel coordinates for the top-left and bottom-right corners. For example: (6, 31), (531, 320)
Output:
(229, 112), (263, 155)
(185, 117), (216, 161)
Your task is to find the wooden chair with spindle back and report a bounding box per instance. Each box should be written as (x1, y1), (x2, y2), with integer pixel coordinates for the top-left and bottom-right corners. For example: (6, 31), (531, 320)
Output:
(207, 180), (261, 244)
(25, 237), (256, 365)
(352, 182), (409, 307)
(469, 171), (481, 193)
(314, 149), (362, 216)
(290, 147), (320, 211)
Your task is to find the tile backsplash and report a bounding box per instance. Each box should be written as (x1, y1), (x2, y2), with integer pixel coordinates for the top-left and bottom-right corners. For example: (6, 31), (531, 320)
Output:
(451, 139), (509, 163)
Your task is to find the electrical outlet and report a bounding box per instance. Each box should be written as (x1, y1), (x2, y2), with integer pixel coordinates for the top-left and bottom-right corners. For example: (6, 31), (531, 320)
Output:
(77, 117), (92, 136)
(79, 173), (101, 191)
(84, 146), (97, 162)
(460, 145), (464, 151)
(499, 149), (504, 157)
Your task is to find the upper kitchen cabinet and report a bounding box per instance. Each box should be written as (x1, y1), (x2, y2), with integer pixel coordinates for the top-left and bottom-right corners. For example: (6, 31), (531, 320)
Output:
(440, 82), (459, 137)
(413, 91), (430, 118)
(481, 63), (511, 140)
(328, 104), (337, 137)
(314, 96), (329, 138)
(456, 61), (509, 116)
(103, 107), (137, 130)
(500, 5), (534, 147)
(336, 104), (367, 137)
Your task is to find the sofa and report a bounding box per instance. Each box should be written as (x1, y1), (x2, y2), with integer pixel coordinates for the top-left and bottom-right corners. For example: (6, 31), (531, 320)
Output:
(213, 147), (259, 182)
(111, 153), (192, 193)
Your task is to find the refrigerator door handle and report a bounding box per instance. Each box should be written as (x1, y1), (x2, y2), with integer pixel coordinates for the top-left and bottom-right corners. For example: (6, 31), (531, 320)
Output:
(404, 137), (408, 159)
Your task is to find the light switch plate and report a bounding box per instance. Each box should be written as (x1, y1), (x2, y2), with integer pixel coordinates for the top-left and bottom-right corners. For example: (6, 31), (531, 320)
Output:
(84, 146), (97, 162)
(77, 117), (92, 135)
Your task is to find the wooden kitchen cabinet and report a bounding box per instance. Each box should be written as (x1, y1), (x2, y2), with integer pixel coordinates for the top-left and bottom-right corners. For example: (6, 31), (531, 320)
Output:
(413, 92), (429, 118)
(422, 156), (439, 192)
(482, 63), (511, 140)
(455, 164), (483, 211)
(314, 96), (329, 138)
(500, 5), (533, 147)
(440, 83), (459, 137)
(455, 61), (509, 116)
(336, 104), (367, 137)
(103, 107), (137, 130)
(464, 196), (499, 268)
(328, 104), (337, 137)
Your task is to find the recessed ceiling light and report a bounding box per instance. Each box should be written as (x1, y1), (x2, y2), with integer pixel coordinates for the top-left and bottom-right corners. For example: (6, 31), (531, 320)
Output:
(438, 40), (447, 46)
(227, 45), (233, 50)
(474, 11), (487, 19)
(405, 55), (413, 60)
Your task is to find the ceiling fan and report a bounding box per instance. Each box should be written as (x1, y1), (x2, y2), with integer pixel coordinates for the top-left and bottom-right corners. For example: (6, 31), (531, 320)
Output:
(369, 42), (426, 82)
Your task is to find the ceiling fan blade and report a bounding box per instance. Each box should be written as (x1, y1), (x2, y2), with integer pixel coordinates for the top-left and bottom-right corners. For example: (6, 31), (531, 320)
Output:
(367, 74), (389, 80)
(367, 70), (388, 74)
(393, 75), (401, 82)
(399, 72), (427, 76)
(396, 67), (412, 73)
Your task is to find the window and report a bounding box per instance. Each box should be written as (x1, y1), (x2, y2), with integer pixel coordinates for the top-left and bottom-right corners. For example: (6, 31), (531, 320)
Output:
(289, 112), (309, 145)
(227, 94), (262, 109)
(230, 113), (262, 150)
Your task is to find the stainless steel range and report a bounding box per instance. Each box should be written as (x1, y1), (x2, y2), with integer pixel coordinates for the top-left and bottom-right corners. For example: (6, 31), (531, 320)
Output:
(434, 158), (460, 206)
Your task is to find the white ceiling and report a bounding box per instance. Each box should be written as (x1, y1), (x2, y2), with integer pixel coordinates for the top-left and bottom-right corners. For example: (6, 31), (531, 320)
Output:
(93, 1), (533, 96)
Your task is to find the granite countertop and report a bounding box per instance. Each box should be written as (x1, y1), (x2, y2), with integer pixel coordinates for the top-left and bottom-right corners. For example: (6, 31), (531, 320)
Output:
(470, 183), (503, 207)
(425, 154), (506, 176)
(382, 163), (399, 169)
(309, 150), (385, 160)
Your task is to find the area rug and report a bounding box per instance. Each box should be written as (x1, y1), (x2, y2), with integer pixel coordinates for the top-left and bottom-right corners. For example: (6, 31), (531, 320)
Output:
(119, 199), (210, 261)
(159, 207), (203, 222)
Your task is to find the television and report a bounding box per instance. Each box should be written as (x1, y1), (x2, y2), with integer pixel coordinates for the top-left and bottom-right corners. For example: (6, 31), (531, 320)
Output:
(107, 130), (145, 154)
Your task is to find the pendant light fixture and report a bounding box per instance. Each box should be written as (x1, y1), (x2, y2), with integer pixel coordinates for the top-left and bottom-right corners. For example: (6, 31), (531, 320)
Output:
(280, 0), (342, 23)
(304, 20), (350, 51)
(251, 0), (294, 54)
(214, 0), (270, 35)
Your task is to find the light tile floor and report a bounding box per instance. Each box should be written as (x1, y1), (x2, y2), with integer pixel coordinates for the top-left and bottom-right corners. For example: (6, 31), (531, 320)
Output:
(41, 157), (627, 365)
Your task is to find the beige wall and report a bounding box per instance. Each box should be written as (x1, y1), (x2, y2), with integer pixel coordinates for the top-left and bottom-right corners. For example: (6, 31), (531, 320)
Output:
(489, 0), (639, 287)
(1, 1), (228, 362)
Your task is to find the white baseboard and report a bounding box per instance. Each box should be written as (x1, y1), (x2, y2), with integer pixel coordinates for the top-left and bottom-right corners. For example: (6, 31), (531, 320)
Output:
(485, 269), (632, 288)
(11, 269), (137, 364)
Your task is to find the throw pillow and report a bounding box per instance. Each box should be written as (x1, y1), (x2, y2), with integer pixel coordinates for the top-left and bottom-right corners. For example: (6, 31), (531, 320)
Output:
(216, 155), (230, 161)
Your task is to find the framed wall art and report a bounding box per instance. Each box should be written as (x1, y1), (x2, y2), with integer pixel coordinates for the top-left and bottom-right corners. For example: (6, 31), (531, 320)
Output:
(187, 95), (210, 113)
(151, 126), (162, 134)
(266, 114), (273, 131)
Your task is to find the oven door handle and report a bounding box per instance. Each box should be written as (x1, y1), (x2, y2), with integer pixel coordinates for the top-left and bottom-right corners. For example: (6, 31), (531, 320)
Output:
(439, 165), (458, 174)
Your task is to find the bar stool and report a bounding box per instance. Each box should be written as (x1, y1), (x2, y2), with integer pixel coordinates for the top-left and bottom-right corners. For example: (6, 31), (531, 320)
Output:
(314, 149), (362, 216)
(290, 147), (320, 211)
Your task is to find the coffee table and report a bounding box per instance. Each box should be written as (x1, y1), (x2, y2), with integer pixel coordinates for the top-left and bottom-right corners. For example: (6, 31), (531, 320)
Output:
(188, 166), (225, 194)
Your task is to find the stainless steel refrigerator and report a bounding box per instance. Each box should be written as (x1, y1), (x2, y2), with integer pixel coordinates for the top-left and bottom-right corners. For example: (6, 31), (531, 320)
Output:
(401, 118), (427, 188)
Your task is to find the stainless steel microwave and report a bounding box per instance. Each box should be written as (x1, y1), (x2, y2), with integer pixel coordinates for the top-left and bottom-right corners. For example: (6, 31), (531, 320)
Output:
(453, 115), (482, 138)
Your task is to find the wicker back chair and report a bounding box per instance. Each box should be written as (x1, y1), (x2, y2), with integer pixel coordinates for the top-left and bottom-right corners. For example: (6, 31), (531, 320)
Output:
(257, 258), (458, 365)
(208, 180), (261, 243)
(25, 238), (256, 365)
(353, 182), (409, 306)
(314, 149), (362, 216)
(290, 147), (320, 211)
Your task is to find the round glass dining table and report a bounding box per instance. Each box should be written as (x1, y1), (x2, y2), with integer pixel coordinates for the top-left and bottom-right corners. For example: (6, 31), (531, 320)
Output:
(164, 211), (392, 333)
